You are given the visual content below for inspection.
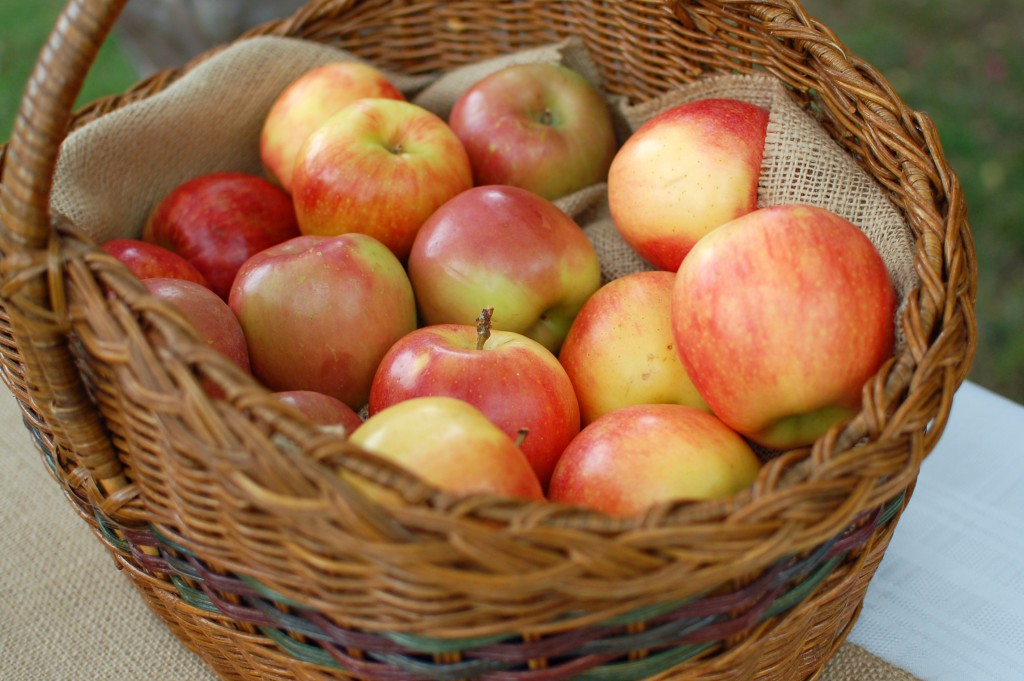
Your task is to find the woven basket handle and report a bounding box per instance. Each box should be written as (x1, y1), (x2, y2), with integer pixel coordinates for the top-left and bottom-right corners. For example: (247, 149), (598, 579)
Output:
(2, 0), (127, 249)
(0, 0), (131, 496)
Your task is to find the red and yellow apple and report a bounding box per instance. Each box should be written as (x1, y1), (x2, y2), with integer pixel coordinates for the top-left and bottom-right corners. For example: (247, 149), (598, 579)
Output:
(672, 204), (897, 449)
(608, 97), (769, 271)
(228, 233), (417, 409)
(102, 238), (210, 288)
(407, 185), (601, 354)
(260, 61), (405, 193)
(369, 307), (580, 488)
(559, 271), (707, 425)
(291, 98), (473, 261)
(349, 396), (545, 501)
(448, 62), (617, 201)
(548, 404), (761, 517)
(272, 390), (363, 434)
(143, 171), (300, 299)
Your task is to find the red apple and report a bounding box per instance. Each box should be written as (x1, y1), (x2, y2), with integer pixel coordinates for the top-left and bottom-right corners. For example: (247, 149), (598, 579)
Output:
(272, 390), (363, 434)
(142, 277), (250, 375)
(407, 185), (601, 354)
(369, 307), (580, 488)
(672, 204), (897, 449)
(143, 171), (300, 300)
(349, 396), (545, 502)
(548, 404), (761, 517)
(559, 271), (707, 425)
(260, 61), (405, 193)
(608, 98), (769, 271)
(102, 239), (210, 288)
(448, 62), (617, 201)
(228, 233), (417, 409)
(291, 98), (473, 261)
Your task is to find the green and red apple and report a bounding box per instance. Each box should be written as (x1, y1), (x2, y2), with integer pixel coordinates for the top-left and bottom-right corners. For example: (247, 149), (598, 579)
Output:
(229, 233), (417, 409)
(448, 62), (617, 200)
(407, 185), (601, 354)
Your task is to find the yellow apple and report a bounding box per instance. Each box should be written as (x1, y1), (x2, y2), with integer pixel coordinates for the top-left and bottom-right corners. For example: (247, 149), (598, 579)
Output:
(559, 271), (707, 425)
(349, 396), (545, 502)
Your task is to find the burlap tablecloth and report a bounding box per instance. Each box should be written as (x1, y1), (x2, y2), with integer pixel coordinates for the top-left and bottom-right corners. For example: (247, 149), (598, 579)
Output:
(0, 391), (918, 680)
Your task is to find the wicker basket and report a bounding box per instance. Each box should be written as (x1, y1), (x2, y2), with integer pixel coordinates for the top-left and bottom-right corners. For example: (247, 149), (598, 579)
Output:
(0, 1), (976, 679)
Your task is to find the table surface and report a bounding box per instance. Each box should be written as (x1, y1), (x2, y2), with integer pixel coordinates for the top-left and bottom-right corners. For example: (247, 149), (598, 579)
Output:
(1, 379), (1021, 680)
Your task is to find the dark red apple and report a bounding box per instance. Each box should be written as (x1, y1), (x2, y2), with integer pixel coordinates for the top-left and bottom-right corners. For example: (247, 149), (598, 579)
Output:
(102, 238), (210, 287)
(273, 390), (363, 434)
(143, 171), (300, 299)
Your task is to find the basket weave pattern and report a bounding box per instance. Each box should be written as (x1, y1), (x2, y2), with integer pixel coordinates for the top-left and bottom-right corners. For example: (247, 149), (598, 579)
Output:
(0, 1), (976, 679)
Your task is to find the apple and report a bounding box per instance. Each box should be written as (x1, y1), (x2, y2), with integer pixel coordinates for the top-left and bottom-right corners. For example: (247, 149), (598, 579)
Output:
(672, 204), (897, 449)
(559, 271), (707, 425)
(369, 307), (580, 488)
(102, 239), (210, 288)
(349, 396), (545, 502)
(407, 185), (602, 354)
(548, 404), (762, 517)
(272, 390), (363, 434)
(142, 277), (250, 375)
(143, 171), (300, 300)
(447, 62), (617, 201)
(608, 97), (769, 271)
(228, 233), (417, 409)
(260, 61), (405, 193)
(291, 98), (473, 261)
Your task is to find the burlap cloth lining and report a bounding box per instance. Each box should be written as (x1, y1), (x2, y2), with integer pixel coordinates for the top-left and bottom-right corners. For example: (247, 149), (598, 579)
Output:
(17, 35), (925, 679)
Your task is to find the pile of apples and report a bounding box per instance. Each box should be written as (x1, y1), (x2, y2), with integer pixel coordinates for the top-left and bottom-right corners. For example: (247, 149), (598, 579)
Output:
(102, 58), (897, 517)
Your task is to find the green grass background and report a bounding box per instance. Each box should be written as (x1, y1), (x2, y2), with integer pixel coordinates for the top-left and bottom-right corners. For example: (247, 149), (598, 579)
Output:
(2, 1), (1021, 403)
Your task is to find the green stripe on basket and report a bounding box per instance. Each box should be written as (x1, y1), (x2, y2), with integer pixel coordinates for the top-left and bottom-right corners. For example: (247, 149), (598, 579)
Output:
(153, 489), (910, 678)
(148, 523), (193, 555)
(263, 625), (720, 680)
(261, 626), (341, 668)
(169, 574), (220, 613)
(383, 630), (518, 654)
(765, 554), (843, 618)
(600, 593), (706, 627)
(238, 573), (315, 609)
(879, 491), (906, 524)
(93, 511), (130, 553)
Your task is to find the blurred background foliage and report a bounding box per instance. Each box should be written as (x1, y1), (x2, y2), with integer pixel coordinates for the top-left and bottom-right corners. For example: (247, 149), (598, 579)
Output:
(2, 0), (1021, 402)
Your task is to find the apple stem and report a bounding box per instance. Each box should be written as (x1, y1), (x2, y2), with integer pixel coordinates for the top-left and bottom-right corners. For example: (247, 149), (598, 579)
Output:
(515, 428), (529, 448)
(476, 306), (494, 350)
